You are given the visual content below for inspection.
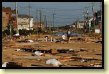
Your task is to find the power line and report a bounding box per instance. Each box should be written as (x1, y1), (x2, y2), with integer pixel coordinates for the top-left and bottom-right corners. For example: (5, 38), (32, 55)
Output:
(40, 8), (83, 11)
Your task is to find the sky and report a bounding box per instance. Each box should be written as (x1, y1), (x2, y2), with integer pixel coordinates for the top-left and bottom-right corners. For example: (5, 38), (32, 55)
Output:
(2, 2), (101, 27)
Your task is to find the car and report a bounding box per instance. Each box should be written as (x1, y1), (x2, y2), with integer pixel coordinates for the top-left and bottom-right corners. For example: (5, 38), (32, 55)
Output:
(54, 32), (81, 37)
(12, 33), (21, 39)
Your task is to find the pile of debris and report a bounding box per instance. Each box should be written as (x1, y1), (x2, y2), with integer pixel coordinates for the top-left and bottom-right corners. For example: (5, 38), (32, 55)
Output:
(32, 51), (44, 56)
(17, 39), (34, 43)
(2, 62), (22, 67)
(46, 59), (62, 67)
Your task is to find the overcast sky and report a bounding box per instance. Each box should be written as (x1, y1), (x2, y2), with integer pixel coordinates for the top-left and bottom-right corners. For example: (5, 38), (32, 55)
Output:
(2, 2), (101, 27)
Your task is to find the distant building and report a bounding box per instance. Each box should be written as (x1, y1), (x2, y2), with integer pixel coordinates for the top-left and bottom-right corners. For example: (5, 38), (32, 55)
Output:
(17, 14), (34, 30)
(2, 7), (36, 31)
(71, 21), (77, 28)
(94, 10), (102, 33)
(72, 25), (76, 28)
(76, 21), (85, 29)
(2, 7), (16, 31)
(33, 21), (45, 30)
(2, 7), (12, 31)
(2, 12), (8, 31)
(88, 10), (102, 32)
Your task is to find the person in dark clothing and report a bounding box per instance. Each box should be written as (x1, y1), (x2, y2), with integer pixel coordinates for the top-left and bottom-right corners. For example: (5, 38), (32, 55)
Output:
(66, 30), (71, 43)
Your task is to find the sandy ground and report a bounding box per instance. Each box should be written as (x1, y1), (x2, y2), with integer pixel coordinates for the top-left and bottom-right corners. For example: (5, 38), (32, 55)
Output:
(2, 35), (102, 67)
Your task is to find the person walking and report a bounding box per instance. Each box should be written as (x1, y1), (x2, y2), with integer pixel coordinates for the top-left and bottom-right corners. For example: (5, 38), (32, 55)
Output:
(62, 33), (66, 41)
(67, 30), (71, 43)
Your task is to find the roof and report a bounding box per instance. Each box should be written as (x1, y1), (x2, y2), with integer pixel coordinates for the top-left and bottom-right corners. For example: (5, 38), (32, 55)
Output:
(2, 7), (16, 14)
(2, 7), (11, 11)
(18, 14), (33, 18)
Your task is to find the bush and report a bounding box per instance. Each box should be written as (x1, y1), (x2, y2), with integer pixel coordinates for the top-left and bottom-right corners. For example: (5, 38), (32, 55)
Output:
(3, 29), (51, 36)
(2, 29), (16, 36)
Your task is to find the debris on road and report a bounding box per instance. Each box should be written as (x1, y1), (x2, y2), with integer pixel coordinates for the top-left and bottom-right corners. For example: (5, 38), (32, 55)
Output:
(46, 59), (62, 67)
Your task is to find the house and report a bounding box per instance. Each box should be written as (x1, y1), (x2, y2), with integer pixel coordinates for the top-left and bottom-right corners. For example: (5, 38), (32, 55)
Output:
(71, 21), (77, 28)
(2, 7), (16, 31)
(76, 21), (85, 29)
(17, 14), (34, 30)
(88, 10), (102, 33)
(2, 7), (12, 31)
(2, 12), (8, 31)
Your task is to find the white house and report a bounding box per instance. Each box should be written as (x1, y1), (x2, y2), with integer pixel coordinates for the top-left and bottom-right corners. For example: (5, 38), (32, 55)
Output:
(17, 14), (34, 30)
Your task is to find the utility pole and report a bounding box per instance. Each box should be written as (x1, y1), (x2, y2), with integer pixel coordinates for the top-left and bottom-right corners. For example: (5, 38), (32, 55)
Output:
(28, 2), (31, 30)
(36, 10), (39, 21)
(15, 2), (19, 34)
(36, 9), (38, 35)
(45, 16), (47, 30)
(52, 13), (55, 31)
(100, 2), (102, 22)
(49, 20), (52, 32)
(9, 20), (12, 38)
(83, 8), (86, 32)
(44, 15), (47, 30)
(91, 2), (95, 31)
(100, 2), (102, 33)
(39, 9), (42, 30)
(86, 8), (89, 32)
(83, 7), (89, 33)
